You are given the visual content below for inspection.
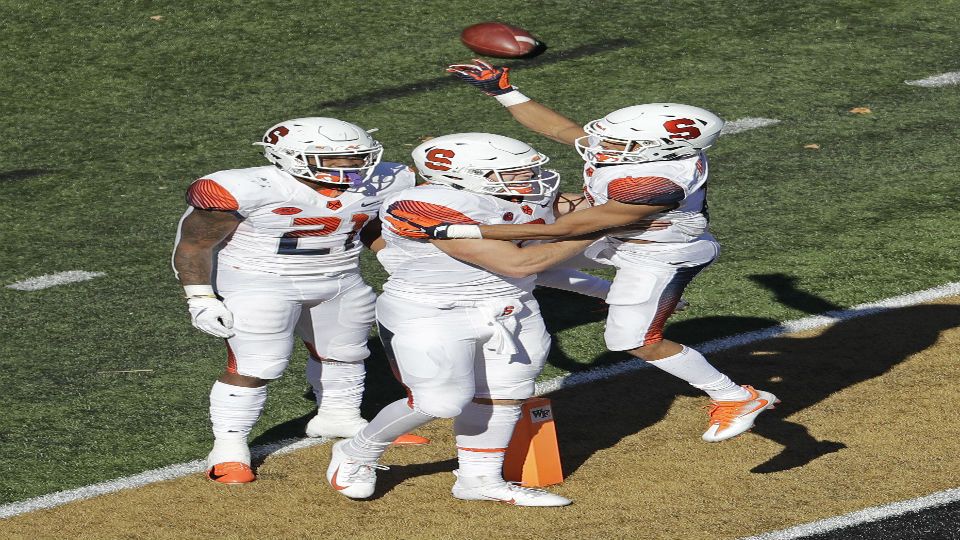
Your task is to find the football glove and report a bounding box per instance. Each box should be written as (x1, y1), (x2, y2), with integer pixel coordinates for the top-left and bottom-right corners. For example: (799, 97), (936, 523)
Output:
(188, 296), (235, 338)
(384, 210), (482, 240)
(446, 59), (516, 96)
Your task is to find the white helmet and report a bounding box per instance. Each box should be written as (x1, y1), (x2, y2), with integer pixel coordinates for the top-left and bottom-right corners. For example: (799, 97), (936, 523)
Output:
(254, 117), (383, 185)
(575, 103), (725, 165)
(411, 133), (559, 198)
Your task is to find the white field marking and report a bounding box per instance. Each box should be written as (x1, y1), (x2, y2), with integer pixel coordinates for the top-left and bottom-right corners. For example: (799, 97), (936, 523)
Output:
(0, 436), (328, 519)
(740, 487), (960, 540)
(905, 71), (960, 87)
(2, 280), (959, 520)
(6, 271), (106, 291)
(534, 280), (960, 396)
(720, 117), (781, 135)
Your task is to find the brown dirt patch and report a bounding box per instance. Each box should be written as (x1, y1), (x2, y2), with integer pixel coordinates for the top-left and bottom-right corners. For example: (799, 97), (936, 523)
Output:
(4, 299), (959, 539)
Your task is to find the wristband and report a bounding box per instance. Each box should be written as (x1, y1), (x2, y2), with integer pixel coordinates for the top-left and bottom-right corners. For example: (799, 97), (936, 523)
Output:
(494, 91), (530, 107)
(184, 284), (217, 298)
(446, 224), (483, 239)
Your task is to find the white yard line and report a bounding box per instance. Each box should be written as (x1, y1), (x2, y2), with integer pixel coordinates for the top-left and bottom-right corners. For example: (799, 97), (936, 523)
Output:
(1, 282), (958, 520)
(905, 71), (960, 87)
(0, 437), (327, 519)
(6, 271), (106, 291)
(720, 117), (781, 135)
(740, 487), (960, 540)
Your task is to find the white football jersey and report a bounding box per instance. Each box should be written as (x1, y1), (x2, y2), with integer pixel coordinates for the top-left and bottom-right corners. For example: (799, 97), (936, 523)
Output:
(377, 184), (550, 301)
(583, 151), (710, 242)
(181, 163), (415, 276)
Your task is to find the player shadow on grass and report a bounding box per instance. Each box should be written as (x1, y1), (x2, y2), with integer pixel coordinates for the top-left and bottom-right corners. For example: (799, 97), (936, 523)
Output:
(252, 274), (960, 484)
(539, 273), (960, 476)
(0, 168), (57, 182)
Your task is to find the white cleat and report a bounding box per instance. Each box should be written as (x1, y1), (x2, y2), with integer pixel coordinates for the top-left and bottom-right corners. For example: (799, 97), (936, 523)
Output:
(451, 471), (572, 507)
(326, 439), (386, 499)
(306, 408), (369, 438)
(702, 385), (779, 442)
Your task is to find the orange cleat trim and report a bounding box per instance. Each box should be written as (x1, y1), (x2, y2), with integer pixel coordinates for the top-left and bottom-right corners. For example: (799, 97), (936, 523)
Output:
(207, 462), (256, 484)
(391, 434), (430, 446)
(705, 385), (778, 433)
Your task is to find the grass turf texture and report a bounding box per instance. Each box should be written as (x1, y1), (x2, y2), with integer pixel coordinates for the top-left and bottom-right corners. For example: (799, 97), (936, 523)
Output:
(1, 0), (958, 506)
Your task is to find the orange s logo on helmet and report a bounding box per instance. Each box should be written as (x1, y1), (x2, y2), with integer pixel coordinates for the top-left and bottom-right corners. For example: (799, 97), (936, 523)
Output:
(425, 148), (455, 171)
(264, 126), (290, 144)
(663, 119), (701, 140)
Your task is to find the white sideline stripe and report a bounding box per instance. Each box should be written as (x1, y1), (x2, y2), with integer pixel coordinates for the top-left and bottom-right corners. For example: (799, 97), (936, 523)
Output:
(740, 487), (960, 539)
(534, 281), (960, 396)
(6, 271), (106, 291)
(1, 281), (959, 520)
(0, 437), (328, 519)
(905, 71), (960, 87)
(720, 117), (781, 135)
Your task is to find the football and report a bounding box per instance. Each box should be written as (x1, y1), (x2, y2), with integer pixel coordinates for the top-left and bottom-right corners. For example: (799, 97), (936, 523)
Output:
(460, 22), (542, 58)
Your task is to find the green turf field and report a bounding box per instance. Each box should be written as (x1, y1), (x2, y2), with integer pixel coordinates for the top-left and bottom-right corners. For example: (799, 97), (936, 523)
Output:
(1, 0), (958, 505)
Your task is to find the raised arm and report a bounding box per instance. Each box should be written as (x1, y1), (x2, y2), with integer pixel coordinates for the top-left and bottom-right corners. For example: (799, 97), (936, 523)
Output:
(447, 60), (586, 146)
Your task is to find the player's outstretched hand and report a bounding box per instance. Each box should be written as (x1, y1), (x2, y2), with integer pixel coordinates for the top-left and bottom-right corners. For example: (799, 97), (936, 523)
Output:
(188, 297), (236, 338)
(447, 59), (516, 96)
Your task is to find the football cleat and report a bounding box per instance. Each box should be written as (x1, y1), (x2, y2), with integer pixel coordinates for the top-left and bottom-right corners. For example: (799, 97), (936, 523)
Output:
(305, 409), (369, 439)
(451, 471), (572, 507)
(702, 385), (779, 442)
(326, 439), (387, 499)
(207, 462), (256, 484)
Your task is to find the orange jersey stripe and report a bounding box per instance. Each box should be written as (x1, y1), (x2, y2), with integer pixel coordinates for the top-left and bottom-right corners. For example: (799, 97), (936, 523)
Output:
(186, 179), (240, 211)
(225, 342), (238, 374)
(607, 176), (684, 205)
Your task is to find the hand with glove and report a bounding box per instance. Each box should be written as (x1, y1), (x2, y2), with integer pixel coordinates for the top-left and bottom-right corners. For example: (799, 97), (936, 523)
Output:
(383, 208), (483, 240)
(446, 59), (531, 106)
(184, 285), (235, 338)
(446, 59), (516, 95)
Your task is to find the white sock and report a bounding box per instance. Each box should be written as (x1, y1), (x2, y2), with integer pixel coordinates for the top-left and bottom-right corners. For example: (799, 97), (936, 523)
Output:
(208, 381), (267, 465)
(454, 402), (522, 479)
(345, 398), (436, 462)
(647, 346), (751, 401)
(692, 374), (753, 401)
(306, 358), (365, 411)
(535, 268), (611, 299)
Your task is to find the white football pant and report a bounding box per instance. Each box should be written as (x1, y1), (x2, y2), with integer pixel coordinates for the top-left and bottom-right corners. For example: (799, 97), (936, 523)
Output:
(376, 292), (550, 415)
(601, 236), (719, 351)
(214, 266), (376, 378)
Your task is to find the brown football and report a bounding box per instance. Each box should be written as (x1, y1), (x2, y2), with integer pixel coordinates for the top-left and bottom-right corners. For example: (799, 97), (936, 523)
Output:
(460, 22), (541, 58)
